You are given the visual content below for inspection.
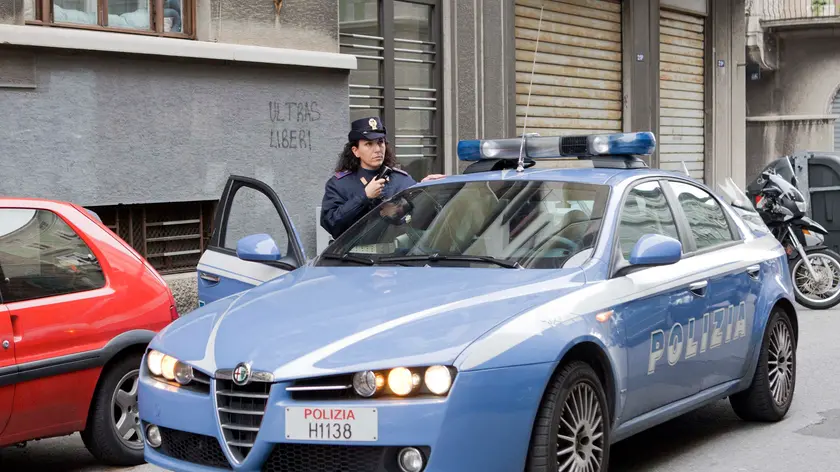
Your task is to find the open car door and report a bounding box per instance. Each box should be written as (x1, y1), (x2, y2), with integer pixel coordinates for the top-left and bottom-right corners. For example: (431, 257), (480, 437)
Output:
(197, 176), (307, 307)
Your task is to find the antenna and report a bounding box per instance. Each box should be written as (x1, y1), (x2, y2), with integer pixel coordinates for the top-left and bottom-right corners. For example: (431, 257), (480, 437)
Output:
(517, 3), (545, 172)
(681, 160), (691, 177)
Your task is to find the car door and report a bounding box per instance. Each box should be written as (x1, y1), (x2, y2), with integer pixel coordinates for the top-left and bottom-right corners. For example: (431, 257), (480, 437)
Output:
(663, 179), (758, 390)
(197, 175), (307, 307)
(0, 303), (14, 436)
(611, 179), (712, 421)
(0, 206), (113, 439)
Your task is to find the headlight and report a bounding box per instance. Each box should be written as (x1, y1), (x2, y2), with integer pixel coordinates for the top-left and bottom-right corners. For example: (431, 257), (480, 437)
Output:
(147, 350), (165, 376)
(147, 349), (195, 386)
(424, 365), (453, 395)
(349, 365), (455, 398)
(161, 355), (178, 380)
(387, 367), (417, 396)
(174, 362), (194, 385)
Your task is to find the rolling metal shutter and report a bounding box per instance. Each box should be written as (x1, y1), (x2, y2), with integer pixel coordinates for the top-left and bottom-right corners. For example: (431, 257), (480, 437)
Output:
(659, 9), (706, 181)
(514, 0), (623, 137)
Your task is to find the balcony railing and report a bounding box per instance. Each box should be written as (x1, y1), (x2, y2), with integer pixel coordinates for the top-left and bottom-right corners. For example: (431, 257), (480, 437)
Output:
(756, 0), (840, 21)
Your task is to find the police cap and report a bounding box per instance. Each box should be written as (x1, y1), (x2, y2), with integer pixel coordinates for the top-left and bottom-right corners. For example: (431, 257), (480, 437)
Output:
(348, 116), (387, 142)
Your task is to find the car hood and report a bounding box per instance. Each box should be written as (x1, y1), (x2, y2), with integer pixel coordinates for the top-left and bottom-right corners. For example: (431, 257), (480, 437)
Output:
(152, 265), (588, 380)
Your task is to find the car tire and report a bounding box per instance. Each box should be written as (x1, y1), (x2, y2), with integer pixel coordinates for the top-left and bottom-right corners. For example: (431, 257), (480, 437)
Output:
(526, 361), (610, 472)
(729, 307), (796, 422)
(81, 352), (146, 466)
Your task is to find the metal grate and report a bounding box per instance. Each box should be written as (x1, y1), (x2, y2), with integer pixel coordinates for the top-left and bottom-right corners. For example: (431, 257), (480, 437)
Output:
(86, 200), (216, 274)
(215, 379), (271, 463)
(560, 136), (589, 155)
(261, 444), (388, 472)
(158, 426), (231, 469)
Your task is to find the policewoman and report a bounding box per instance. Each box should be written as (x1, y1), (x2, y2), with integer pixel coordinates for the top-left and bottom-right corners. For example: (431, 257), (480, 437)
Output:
(320, 116), (442, 240)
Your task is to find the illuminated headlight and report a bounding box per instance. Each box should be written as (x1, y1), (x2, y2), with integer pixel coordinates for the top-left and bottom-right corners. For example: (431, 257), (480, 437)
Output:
(147, 350), (165, 376)
(161, 355), (178, 381)
(388, 367), (418, 396)
(424, 365), (453, 395)
(147, 349), (194, 385)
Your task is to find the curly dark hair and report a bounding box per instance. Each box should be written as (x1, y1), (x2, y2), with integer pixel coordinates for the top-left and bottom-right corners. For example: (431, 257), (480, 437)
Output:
(334, 140), (399, 173)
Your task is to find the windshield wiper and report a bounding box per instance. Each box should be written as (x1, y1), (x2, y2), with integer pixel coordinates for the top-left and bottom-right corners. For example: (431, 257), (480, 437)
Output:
(379, 254), (521, 269)
(319, 253), (376, 266)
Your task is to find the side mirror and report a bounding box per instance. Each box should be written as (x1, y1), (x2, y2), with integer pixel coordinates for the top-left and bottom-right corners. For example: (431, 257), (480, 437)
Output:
(628, 234), (682, 267)
(236, 234), (282, 262)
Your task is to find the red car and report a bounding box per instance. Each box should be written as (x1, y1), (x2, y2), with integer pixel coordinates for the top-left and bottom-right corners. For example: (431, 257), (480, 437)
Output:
(0, 198), (178, 465)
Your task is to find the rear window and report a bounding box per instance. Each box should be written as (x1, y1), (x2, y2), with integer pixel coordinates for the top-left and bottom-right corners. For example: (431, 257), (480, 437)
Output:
(0, 208), (105, 303)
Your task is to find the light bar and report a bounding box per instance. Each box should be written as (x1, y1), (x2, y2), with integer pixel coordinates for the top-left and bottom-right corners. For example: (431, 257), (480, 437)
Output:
(456, 132), (656, 162)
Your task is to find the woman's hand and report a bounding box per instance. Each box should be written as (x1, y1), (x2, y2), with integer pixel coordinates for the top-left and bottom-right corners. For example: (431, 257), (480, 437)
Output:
(365, 177), (387, 199)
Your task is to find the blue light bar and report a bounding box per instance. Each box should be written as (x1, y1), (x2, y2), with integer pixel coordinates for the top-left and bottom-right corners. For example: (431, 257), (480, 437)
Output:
(456, 132), (657, 161)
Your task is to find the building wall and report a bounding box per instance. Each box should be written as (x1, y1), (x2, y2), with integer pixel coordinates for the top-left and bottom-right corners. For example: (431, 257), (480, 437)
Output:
(0, 47), (349, 259)
(746, 31), (840, 179)
(0, 0), (355, 312)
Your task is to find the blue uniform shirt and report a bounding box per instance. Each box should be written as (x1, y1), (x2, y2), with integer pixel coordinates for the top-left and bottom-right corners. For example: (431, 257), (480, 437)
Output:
(320, 166), (417, 239)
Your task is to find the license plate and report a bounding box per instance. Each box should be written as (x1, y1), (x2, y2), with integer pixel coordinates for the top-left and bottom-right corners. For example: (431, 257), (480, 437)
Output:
(285, 407), (378, 442)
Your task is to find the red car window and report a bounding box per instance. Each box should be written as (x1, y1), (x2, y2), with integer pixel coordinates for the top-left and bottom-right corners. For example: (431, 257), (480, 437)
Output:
(0, 208), (105, 303)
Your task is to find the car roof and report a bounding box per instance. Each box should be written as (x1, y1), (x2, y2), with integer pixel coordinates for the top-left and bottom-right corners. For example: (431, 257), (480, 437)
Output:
(415, 165), (697, 187)
(0, 197), (74, 207)
(0, 197), (91, 219)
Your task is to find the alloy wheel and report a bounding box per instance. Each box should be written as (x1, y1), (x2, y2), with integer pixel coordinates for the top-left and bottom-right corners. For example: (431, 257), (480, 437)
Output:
(556, 382), (605, 472)
(110, 369), (143, 449)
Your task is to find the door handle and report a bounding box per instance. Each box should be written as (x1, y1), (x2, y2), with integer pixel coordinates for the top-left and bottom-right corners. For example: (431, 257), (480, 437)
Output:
(2, 340), (9, 350)
(747, 264), (761, 280)
(199, 272), (221, 283)
(689, 280), (708, 297)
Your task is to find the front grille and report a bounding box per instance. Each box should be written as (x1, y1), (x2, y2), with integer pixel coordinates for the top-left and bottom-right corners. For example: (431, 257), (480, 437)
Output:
(560, 135), (588, 155)
(261, 444), (387, 472)
(158, 426), (231, 470)
(216, 379), (271, 462)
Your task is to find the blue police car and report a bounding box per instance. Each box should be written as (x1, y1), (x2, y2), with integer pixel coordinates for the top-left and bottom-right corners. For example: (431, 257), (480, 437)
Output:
(138, 132), (798, 472)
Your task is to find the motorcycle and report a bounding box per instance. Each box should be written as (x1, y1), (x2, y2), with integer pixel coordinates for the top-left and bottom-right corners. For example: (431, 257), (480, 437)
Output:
(720, 158), (840, 310)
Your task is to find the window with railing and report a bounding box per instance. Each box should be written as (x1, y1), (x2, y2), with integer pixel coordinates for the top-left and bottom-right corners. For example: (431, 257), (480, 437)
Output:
(339, 0), (443, 181)
(86, 200), (216, 275)
(23, 0), (194, 38)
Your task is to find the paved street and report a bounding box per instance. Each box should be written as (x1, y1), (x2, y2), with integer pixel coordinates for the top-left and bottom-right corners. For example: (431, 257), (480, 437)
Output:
(2, 305), (838, 472)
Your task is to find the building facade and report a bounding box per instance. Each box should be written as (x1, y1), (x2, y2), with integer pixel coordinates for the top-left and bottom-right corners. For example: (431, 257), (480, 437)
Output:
(1, 0), (746, 311)
(746, 0), (840, 179)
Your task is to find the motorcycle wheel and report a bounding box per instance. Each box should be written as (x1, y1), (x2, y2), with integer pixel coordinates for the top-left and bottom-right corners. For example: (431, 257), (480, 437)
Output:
(790, 248), (840, 310)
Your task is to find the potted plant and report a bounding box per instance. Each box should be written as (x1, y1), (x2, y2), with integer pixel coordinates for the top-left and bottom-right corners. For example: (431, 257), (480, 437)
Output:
(813, 0), (829, 16)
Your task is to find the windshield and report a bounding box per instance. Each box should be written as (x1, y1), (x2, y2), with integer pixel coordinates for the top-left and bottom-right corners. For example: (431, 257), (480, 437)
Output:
(318, 180), (610, 269)
(748, 156), (806, 203)
(717, 178), (771, 235)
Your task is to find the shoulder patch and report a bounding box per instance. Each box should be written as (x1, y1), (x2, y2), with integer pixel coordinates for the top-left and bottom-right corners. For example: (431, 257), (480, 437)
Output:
(392, 168), (409, 176)
(335, 170), (352, 179)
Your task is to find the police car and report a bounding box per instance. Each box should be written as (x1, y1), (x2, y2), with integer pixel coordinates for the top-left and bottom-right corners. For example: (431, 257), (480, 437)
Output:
(137, 132), (798, 472)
